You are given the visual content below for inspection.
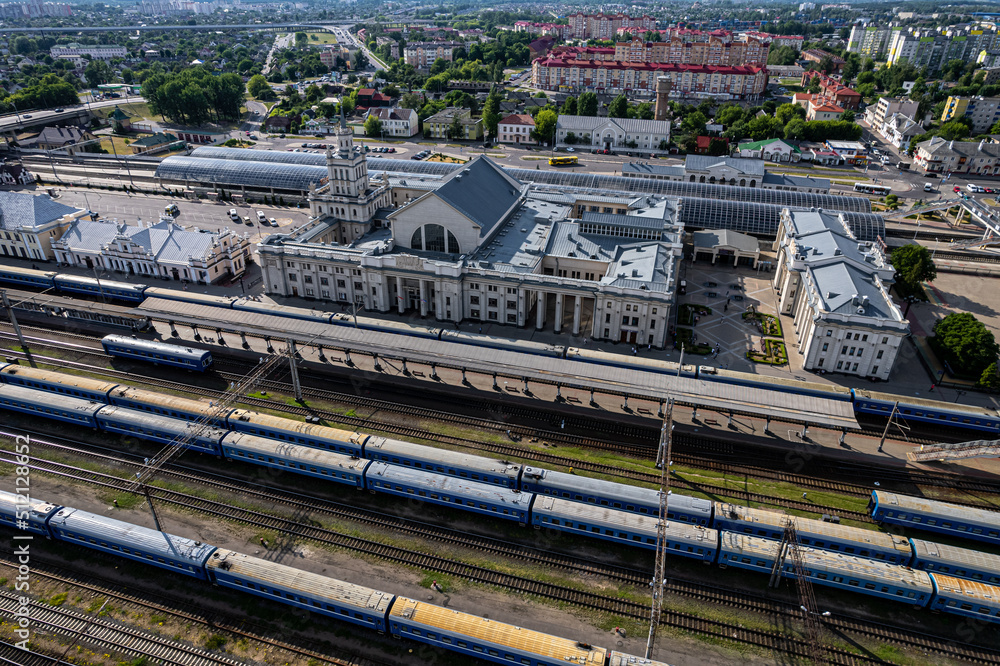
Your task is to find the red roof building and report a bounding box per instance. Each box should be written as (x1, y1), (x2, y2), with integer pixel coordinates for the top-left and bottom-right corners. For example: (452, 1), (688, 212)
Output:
(498, 114), (537, 145)
(800, 71), (861, 110)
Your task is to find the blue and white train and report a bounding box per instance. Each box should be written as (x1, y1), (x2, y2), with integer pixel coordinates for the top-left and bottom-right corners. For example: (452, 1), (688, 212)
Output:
(2, 263), (999, 435)
(101, 335), (213, 371)
(2, 368), (1000, 586)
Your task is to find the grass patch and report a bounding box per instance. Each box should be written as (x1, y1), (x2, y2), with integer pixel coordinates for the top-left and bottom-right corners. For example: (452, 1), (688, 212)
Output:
(304, 31), (338, 44)
(47, 592), (68, 606)
(748, 339), (788, 366)
(742, 311), (782, 337)
(247, 391), (271, 400)
(204, 634), (227, 650)
(678, 303), (712, 326)
(675, 327), (712, 355)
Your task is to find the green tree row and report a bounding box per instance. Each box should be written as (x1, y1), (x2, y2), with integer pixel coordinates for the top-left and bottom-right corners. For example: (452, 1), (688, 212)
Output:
(142, 67), (244, 125)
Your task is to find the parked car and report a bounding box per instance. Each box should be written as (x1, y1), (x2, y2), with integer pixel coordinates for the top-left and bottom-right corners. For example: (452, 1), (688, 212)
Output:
(243, 216), (253, 225)
(268, 218), (278, 227)
(924, 173), (938, 178)
(164, 203), (180, 216)
(924, 183), (934, 192)
(256, 211), (267, 223)
(229, 209), (240, 222)
(954, 186), (962, 193)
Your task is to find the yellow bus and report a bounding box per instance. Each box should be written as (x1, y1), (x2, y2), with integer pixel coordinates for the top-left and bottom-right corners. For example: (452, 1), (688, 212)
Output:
(549, 156), (579, 166)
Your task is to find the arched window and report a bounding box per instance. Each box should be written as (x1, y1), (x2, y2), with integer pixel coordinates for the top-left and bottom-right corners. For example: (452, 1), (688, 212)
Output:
(740, 179), (746, 187)
(411, 224), (459, 253)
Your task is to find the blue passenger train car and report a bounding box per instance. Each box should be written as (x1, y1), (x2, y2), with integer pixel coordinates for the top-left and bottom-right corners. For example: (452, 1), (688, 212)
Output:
(227, 410), (366, 455)
(95, 407), (226, 455)
(0, 265), (56, 288)
(0, 363), (120, 402)
(101, 334), (213, 371)
(929, 575), (1000, 623)
(870, 491), (1000, 547)
(221, 432), (371, 487)
(48, 507), (217, 579)
(0, 384), (103, 427)
(0, 489), (61, 537)
(363, 437), (522, 489)
(53, 274), (147, 302)
(364, 463), (533, 525)
(107, 386), (229, 424)
(530, 496), (718, 561)
(910, 538), (1000, 585)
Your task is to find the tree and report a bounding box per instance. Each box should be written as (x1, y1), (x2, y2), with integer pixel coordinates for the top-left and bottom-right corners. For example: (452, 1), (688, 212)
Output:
(939, 119), (972, 140)
(636, 102), (654, 120)
(775, 103), (805, 125)
(84, 59), (112, 87)
(608, 93), (628, 118)
(481, 88), (502, 140)
(247, 74), (271, 99)
(400, 92), (422, 110)
(717, 104), (745, 128)
(707, 138), (728, 156)
(562, 96), (577, 115)
(364, 114), (383, 137)
(979, 362), (1000, 390)
(532, 108), (557, 145)
(382, 84), (400, 98)
(784, 117), (807, 141)
(891, 244), (937, 298)
(578, 92), (598, 117)
(295, 32), (309, 47)
(680, 110), (707, 136)
(808, 76), (821, 94)
(931, 313), (1000, 378)
(447, 115), (463, 140)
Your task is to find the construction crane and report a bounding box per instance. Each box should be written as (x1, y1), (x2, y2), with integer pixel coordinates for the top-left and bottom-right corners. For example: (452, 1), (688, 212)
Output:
(645, 399), (674, 660)
(126, 338), (305, 529)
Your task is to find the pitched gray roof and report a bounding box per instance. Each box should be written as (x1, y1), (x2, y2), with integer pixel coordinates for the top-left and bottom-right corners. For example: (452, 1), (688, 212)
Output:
(57, 219), (222, 263)
(0, 191), (81, 231)
(555, 114), (671, 135)
(692, 229), (759, 253)
(431, 156), (526, 240)
(621, 162), (685, 178)
(761, 172), (830, 190)
(684, 155), (765, 177)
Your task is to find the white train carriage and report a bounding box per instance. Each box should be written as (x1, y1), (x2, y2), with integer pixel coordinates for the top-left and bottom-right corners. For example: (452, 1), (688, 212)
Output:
(388, 597), (608, 666)
(718, 532), (935, 607)
(565, 347), (691, 376)
(207, 549), (394, 632)
(363, 437), (521, 488)
(108, 386), (229, 424)
(870, 491), (1000, 547)
(520, 466), (713, 524)
(220, 432), (371, 487)
(141, 287), (238, 309)
(530, 496), (718, 561)
(713, 502), (913, 564)
(95, 406), (227, 455)
(0, 384), (103, 427)
(929, 574), (1000, 624)
(0, 489), (61, 537)
(101, 334), (213, 371)
(910, 538), (1000, 585)
(53, 273), (147, 302)
(364, 462), (533, 525)
(0, 364), (120, 402)
(227, 409), (366, 456)
(48, 507), (217, 579)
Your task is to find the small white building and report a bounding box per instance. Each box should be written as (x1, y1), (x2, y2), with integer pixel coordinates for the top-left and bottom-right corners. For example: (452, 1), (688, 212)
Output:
(881, 113), (923, 151)
(52, 218), (252, 284)
(554, 115), (671, 152)
(364, 107), (419, 138)
(772, 208), (908, 381)
(498, 113), (536, 145)
(735, 138), (802, 162)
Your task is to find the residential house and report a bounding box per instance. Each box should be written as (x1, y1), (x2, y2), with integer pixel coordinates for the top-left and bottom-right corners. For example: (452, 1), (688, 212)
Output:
(914, 137), (1000, 176)
(0, 162), (34, 186)
(130, 132), (183, 155)
(735, 138), (801, 162)
(498, 114), (536, 145)
(799, 71), (862, 110)
(33, 127), (94, 154)
(881, 113), (923, 151)
(801, 49), (845, 73)
(423, 107), (483, 140)
(356, 88), (393, 109)
(365, 107), (419, 137)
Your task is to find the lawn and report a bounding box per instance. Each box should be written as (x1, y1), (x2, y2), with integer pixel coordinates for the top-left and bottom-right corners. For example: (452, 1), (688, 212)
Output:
(678, 303), (712, 326)
(675, 327), (713, 355)
(93, 101), (154, 122)
(742, 311), (782, 337)
(748, 338), (788, 366)
(304, 32), (338, 45)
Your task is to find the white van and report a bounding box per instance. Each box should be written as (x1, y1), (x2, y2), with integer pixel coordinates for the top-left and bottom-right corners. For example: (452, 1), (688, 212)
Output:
(256, 210), (267, 223)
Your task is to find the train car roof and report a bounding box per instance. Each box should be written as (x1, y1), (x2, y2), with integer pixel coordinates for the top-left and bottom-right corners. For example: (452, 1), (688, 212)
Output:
(523, 466), (713, 516)
(332, 312), (441, 336)
(231, 299), (333, 322)
(932, 574), (1000, 603)
(0, 489), (61, 518)
(724, 533), (934, 592)
(565, 347), (684, 374)
(367, 462), (533, 507)
(222, 432), (370, 471)
(96, 406), (229, 439)
(102, 334), (211, 360)
(229, 409), (361, 442)
(715, 502), (911, 554)
(367, 437), (521, 478)
(0, 265), (57, 278)
(0, 365), (120, 393)
(873, 492), (1000, 529)
(854, 390), (1000, 417)
(441, 329), (564, 355)
(608, 651), (673, 666)
(534, 496), (719, 544)
(707, 367), (853, 398)
(49, 507), (217, 565)
(207, 549), (393, 612)
(911, 538), (1000, 574)
(110, 386), (221, 415)
(389, 597), (608, 665)
(141, 288), (238, 308)
(54, 273), (146, 292)
(134, 298), (860, 430)
(0, 384), (105, 413)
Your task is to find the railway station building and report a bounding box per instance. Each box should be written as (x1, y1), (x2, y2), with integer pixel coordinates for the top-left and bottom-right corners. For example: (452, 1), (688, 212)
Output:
(772, 208), (908, 380)
(0, 191), (87, 261)
(260, 154), (683, 347)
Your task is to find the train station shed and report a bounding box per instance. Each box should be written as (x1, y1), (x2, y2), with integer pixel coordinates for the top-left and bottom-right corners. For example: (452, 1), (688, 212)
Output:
(691, 229), (761, 267)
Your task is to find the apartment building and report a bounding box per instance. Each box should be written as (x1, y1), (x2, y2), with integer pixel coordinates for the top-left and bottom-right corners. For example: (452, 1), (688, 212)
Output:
(50, 43), (126, 60)
(886, 25), (1000, 72)
(941, 96), (1000, 134)
(612, 29), (770, 66)
(403, 41), (461, 71)
(564, 12), (657, 40)
(847, 25), (896, 59)
(914, 136), (1000, 175)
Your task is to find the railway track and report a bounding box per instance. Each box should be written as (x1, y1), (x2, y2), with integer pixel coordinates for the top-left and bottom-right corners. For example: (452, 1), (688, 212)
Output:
(7, 443), (1000, 664)
(0, 554), (388, 666)
(0, 589), (243, 666)
(4, 330), (1000, 515)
